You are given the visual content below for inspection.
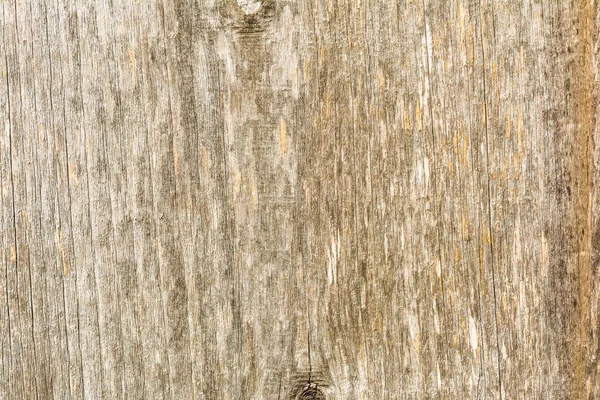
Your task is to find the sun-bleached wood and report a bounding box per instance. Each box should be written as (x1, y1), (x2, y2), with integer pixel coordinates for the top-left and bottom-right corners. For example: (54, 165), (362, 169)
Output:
(1, 0), (599, 398)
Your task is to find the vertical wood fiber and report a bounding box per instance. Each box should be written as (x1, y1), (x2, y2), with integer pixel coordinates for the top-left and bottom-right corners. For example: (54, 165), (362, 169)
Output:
(0, 0), (598, 398)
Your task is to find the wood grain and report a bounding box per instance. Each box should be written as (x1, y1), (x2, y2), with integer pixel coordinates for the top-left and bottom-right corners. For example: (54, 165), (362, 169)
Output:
(1, 0), (599, 398)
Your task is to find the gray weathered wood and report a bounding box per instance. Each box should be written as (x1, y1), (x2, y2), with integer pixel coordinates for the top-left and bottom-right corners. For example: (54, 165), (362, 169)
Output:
(1, 0), (599, 398)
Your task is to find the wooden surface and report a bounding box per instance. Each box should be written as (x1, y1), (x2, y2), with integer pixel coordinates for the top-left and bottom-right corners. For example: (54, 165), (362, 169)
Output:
(1, 0), (599, 398)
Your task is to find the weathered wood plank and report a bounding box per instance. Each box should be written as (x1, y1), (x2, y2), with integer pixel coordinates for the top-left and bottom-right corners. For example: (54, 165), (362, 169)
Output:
(1, 0), (599, 398)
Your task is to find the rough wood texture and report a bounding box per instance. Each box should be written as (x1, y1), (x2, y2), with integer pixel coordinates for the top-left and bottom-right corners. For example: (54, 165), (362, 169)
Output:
(1, 0), (599, 398)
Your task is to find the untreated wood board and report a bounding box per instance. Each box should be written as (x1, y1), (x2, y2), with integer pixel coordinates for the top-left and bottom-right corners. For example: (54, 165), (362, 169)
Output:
(1, 0), (599, 398)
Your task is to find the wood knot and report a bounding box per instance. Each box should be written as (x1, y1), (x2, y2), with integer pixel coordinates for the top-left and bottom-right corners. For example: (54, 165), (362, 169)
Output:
(296, 383), (325, 400)
(237, 0), (261, 15)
